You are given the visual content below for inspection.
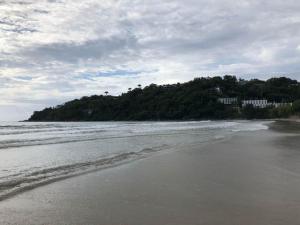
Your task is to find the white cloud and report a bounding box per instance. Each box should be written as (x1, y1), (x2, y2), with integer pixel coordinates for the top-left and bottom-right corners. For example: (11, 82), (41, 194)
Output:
(1, 0), (300, 120)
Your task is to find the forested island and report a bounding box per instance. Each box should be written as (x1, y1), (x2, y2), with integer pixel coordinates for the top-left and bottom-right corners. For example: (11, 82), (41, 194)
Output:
(28, 76), (300, 121)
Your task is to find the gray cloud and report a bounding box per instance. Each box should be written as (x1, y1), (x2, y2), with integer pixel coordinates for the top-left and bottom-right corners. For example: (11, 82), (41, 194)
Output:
(23, 35), (138, 63)
(0, 0), (300, 120)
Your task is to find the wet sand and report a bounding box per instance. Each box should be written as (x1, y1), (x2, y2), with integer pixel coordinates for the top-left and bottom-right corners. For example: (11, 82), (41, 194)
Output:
(0, 121), (300, 225)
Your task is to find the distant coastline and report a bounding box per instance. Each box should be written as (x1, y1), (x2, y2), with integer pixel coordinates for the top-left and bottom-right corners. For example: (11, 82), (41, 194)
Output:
(28, 76), (300, 122)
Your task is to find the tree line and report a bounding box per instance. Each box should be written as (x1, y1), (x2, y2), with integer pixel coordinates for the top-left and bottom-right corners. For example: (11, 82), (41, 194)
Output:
(28, 76), (300, 121)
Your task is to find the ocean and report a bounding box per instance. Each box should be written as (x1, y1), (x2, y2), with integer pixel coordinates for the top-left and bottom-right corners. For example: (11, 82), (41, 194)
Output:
(0, 120), (268, 200)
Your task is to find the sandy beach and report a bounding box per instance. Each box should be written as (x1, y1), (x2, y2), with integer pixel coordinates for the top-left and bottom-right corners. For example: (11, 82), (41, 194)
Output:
(2, 0), (300, 224)
(0, 121), (300, 225)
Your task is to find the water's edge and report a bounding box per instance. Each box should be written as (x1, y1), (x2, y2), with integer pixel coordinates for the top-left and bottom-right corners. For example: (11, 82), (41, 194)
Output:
(0, 121), (270, 201)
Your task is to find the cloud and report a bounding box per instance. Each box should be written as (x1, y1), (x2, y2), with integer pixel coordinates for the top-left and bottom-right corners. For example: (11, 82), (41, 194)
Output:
(0, 0), (300, 120)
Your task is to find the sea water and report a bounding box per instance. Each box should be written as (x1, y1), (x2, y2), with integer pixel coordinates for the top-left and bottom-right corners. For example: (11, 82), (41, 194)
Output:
(0, 120), (268, 200)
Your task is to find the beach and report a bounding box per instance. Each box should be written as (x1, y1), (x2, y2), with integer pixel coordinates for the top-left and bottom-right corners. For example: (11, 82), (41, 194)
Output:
(0, 121), (299, 225)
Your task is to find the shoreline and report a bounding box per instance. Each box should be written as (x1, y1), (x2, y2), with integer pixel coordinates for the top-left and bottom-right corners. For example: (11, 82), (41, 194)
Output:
(0, 121), (300, 224)
(0, 123), (231, 202)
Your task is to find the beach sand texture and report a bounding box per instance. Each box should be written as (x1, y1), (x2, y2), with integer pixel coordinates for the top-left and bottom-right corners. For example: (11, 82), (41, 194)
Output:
(0, 121), (300, 225)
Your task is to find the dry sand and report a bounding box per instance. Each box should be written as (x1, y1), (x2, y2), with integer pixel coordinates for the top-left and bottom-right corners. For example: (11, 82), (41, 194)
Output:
(0, 121), (300, 225)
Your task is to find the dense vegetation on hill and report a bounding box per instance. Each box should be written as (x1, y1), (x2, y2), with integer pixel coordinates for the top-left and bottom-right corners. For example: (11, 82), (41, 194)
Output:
(28, 76), (300, 121)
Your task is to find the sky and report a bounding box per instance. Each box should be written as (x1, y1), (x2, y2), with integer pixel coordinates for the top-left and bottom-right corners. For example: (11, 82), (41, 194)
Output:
(1, 0), (300, 121)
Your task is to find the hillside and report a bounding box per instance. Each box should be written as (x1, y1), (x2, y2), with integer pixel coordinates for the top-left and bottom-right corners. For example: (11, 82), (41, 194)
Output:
(28, 76), (300, 121)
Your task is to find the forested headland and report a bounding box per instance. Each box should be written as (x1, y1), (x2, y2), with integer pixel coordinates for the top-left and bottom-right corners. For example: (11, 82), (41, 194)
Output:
(28, 76), (300, 121)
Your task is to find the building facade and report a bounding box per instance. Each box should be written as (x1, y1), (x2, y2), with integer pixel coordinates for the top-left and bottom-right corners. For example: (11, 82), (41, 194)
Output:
(218, 98), (238, 105)
(218, 97), (292, 109)
(242, 100), (268, 108)
(242, 100), (292, 108)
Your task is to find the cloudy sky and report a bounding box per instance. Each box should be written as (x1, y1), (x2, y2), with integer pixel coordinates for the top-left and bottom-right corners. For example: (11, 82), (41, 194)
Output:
(1, 0), (300, 120)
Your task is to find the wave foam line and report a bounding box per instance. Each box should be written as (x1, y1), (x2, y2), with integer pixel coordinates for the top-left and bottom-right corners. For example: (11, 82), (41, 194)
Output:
(0, 145), (169, 201)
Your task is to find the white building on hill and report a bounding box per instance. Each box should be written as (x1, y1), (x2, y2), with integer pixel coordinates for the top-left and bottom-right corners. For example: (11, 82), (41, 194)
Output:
(242, 100), (268, 108)
(218, 98), (237, 105)
(218, 97), (292, 108)
(242, 100), (292, 108)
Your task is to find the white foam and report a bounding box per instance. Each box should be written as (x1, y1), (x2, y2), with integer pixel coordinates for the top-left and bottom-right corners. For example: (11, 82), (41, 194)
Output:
(231, 122), (269, 132)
